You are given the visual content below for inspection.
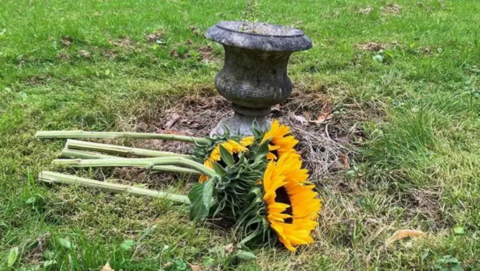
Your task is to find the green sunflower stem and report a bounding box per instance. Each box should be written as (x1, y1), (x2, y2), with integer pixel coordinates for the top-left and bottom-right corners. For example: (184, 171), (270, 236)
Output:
(60, 149), (200, 175)
(61, 149), (119, 159)
(65, 139), (192, 158)
(38, 171), (190, 204)
(53, 157), (216, 177)
(35, 130), (210, 144)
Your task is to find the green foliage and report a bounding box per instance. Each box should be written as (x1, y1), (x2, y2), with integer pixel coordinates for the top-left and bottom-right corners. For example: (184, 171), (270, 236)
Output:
(188, 136), (269, 227)
(435, 255), (463, 271)
(188, 177), (216, 221)
(235, 187), (275, 248)
(188, 133), (274, 249)
(7, 247), (19, 267)
(191, 131), (238, 163)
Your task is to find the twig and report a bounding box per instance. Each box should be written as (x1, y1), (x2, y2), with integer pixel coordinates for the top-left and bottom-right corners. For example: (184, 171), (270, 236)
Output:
(66, 139), (191, 158)
(35, 130), (210, 144)
(38, 171), (190, 204)
(324, 124), (331, 141)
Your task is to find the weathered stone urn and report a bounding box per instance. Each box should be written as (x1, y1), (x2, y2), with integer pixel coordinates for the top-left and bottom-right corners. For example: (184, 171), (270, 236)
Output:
(206, 21), (312, 136)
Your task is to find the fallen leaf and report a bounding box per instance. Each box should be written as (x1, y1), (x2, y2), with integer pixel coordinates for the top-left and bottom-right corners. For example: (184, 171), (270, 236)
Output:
(312, 103), (333, 124)
(163, 262), (173, 269)
(101, 262), (114, 271)
(291, 114), (308, 125)
(339, 153), (350, 169)
(385, 229), (426, 246)
(188, 263), (202, 271)
(163, 113), (181, 129)
(225, 243), (234, 254)
(271, 105), (281, 112)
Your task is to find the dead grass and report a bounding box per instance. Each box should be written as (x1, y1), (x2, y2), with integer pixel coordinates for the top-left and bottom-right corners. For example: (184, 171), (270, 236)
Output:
(119, 87), (357, 182)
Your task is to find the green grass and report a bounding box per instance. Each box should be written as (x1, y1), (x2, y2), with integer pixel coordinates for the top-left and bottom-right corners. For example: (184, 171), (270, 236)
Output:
(1, 0), (480, 270)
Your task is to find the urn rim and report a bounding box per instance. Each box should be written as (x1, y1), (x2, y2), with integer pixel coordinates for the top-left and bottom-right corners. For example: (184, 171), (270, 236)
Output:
(205, 20), (312, 52)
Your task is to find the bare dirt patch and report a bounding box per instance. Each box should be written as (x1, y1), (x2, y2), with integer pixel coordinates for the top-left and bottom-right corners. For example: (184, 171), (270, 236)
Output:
(128, 88), (363, 181)
(355, 42), (387, 51)
(102, 49), (117, 59)
(381, 3), (402, 14)
(61, 36), (73, 47)
(29, 75), (52, 85)
(57, 53), (71, 60)
(188, 25), (201, 36)
(358, 7), (373, 15)
(112, 37), (134, 48)
(146, 29), (164, 42)
(22, 232), (51, 265)
(78, 50), (91, 59)
(409, 188), (446, 227)
(169, 48), (191, 59)
(198, 46), (213, 61)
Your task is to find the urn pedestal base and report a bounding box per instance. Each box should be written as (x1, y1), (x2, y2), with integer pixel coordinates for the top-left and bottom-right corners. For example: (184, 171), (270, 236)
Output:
(210, 113), (270, 137)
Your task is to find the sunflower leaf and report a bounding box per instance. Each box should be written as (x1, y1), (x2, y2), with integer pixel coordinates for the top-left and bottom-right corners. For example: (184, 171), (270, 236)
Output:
(202, 177), (215, 210)
(188, 178), (215, 221)
(251, 121), (264, 138)
(255, 140), (270, 162)
(235, 250), (257, 260)
(211, 161), (227, 176)
(219, 144), (234, 167)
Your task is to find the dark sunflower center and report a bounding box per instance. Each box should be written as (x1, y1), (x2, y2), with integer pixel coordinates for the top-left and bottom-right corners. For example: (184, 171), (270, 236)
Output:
(271, 149), (280, 160)
(274, 186), (293, 224)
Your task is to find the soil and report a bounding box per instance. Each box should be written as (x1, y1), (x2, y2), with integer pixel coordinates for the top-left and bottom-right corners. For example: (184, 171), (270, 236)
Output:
(128, 88), (365, 186)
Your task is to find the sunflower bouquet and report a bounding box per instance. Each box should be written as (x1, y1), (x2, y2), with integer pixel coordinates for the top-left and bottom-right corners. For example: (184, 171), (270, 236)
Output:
(36, 120), (321, 252)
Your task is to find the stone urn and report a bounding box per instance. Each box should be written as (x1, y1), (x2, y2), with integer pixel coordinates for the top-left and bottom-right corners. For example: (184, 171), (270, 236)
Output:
(205, 21), (312, 136)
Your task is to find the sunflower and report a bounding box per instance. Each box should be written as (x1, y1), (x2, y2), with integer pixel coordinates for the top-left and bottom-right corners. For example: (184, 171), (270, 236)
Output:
(198, 137), (254, 183)
(262, 153), (321, 252)
(262, 120), (299, 160)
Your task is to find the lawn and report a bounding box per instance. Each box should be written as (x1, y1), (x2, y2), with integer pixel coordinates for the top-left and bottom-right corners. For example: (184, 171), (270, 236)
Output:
(1, 0), (480, 270)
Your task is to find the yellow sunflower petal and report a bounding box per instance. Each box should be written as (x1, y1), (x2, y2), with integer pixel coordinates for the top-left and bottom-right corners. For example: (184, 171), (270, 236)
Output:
(262, 152), (321, 252)
(198, 159), (214, 183)
(239, 136), (255, 146)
